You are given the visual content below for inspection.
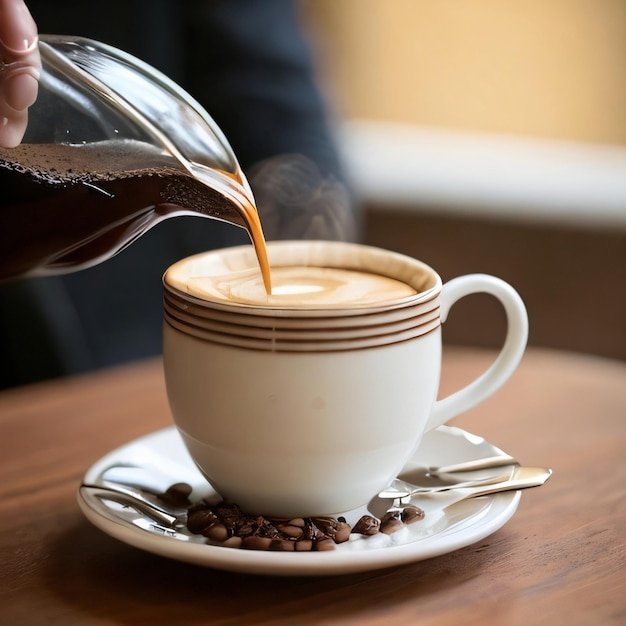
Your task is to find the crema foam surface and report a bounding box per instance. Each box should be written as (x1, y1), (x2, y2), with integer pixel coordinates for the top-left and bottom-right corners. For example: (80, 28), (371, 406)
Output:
(185, 266), (418, 307)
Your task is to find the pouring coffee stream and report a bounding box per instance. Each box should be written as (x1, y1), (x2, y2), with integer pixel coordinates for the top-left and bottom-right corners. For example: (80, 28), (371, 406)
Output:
(0, 35), (271, 291)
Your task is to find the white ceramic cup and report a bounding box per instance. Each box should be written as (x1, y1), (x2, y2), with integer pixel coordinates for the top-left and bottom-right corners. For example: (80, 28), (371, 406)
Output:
(163, 241), (528, 517)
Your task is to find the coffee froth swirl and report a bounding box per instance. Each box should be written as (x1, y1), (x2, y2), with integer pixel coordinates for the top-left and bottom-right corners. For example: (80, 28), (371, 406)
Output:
(185, 266), (417, 308)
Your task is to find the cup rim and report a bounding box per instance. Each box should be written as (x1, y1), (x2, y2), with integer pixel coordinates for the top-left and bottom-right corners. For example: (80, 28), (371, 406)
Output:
(163, 241), (442, 316)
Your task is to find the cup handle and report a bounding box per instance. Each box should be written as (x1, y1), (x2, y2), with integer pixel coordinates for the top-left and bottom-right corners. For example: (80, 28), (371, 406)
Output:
(428, 274), (528, 429)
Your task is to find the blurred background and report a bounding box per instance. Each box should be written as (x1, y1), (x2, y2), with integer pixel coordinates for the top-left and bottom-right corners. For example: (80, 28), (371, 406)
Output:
(303, 0), (626, 360)
(1, 0), (623, 391)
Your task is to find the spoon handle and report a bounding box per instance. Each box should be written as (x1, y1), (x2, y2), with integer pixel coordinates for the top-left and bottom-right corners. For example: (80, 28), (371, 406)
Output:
(437, 466), (552, 502)
(432, 454), (517, 475)
(80, 483), (179, 527)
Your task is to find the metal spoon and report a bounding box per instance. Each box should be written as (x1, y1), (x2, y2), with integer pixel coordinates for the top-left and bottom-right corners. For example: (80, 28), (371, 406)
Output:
(380, 472), (511, 498)
(83, 454), (519, 528)
(380, 465), (552, 518)
(80, 483), (186, 528)
(81, 465), (551, 535)
(395, 455), (518, 491)
(415, 455), (517, 476)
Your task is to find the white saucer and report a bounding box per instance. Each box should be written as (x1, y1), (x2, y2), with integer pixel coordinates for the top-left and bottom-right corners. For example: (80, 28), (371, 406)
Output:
(78, 426), (521, 576)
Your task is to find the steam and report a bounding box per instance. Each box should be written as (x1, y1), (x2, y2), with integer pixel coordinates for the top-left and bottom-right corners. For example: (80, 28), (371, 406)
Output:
(247, 154), (357, 242)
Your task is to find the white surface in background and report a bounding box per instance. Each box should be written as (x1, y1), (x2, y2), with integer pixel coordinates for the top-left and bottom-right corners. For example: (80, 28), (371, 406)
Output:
(339, 121), (626, 229)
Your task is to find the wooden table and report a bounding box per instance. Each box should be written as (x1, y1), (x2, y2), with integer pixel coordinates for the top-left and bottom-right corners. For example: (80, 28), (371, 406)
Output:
(1, 347), (624, 625)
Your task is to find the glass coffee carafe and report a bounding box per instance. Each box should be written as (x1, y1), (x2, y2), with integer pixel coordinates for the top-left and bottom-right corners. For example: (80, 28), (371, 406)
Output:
(0, 35), (268, 284)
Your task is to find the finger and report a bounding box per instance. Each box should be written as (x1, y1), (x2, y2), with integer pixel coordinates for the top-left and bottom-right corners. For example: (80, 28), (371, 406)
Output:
(0, 0), (41, 146)
(1, 64), (38, 107)
(0, 61), (39, 146)
(0, 106), (27, 147)
(0, 0), (39, 62)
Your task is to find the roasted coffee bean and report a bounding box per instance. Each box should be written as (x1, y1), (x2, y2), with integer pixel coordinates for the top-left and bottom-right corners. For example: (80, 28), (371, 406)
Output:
(353, 515), (380, 536)
(186, 506), (219, 534)
(159, 482), (193, 507)
(401, 505), (425, 524)
(311, 516), (351, 543)
(234, 516), (256, 537)
(270, 538), (296, 551)
(255, 518), (281, 539)
(176, 484), (426, 549)
(311, 517), (336, 535)
(277, 524), (304, 539)
(303, 518), (325, 541)
(213, 501), (245, 530)
(314, 537), (336, 551)
(380, 512), (404, 535)
(222, 536), (243, 549)
(295, 539), (313, 551)
(311, 516), (336, 531)
(205, 522), (230, 542)
(241, 536), (273, 551)
(334, 522), (352, 543)
(235, 515), (269, 538)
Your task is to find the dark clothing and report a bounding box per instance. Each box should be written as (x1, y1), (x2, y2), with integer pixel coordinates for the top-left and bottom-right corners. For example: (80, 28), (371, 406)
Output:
(0, 0), (352, 388)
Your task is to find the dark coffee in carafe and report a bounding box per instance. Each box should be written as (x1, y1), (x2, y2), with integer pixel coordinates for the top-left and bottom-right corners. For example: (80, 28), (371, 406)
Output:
(0, 140), (271, 290)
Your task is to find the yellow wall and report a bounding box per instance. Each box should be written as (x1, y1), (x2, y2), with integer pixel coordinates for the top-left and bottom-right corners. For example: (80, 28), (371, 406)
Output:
(304, 0), (626, 146)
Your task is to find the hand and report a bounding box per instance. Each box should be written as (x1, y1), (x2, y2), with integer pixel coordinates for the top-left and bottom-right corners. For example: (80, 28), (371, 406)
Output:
(0, 0), (40, 147)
